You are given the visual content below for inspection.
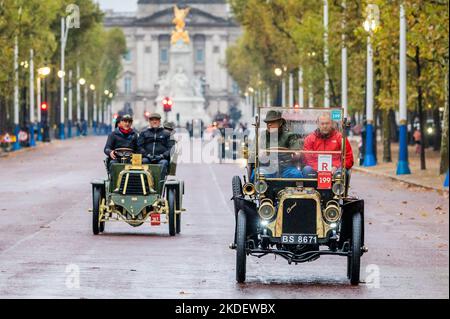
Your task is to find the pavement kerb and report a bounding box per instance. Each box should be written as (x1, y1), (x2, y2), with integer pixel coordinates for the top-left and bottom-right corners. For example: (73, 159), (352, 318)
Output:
(0, 135), (93, 159)
(352, 166), (449, 195)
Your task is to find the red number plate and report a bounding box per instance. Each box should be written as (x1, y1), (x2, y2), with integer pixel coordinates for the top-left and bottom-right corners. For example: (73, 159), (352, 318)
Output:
(150, 213), (161, 226)
(317, 171), (332, 189)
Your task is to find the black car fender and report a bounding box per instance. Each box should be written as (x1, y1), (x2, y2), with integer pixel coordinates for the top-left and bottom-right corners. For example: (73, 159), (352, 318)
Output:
(233, 196), (259, 237)
(91, 179), (106, 200)
(339, 198), (365, 248)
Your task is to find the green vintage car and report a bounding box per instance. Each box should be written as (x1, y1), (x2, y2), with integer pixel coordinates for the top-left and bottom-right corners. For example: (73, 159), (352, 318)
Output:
(90, 148), (184, 236)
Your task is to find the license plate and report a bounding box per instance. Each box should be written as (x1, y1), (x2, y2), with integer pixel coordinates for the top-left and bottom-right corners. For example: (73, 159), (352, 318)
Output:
(150, 213), (160, 226)
(317, 171), (332, 189)
(281, 234), (318, 244)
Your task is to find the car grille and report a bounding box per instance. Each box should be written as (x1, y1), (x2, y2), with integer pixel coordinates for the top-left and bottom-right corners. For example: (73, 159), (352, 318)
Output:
(282, 198), (317, 234)
(118, 173), (151, 195)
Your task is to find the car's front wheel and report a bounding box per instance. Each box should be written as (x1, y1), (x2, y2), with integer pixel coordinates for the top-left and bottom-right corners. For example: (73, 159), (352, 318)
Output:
(236, 210), (247, 283)
(92, 187), (104, 235)
(348, 212), (362, 285)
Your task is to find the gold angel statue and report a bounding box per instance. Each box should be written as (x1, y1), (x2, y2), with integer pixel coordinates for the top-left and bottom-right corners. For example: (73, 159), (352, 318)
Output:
(171, 5), (190, 44)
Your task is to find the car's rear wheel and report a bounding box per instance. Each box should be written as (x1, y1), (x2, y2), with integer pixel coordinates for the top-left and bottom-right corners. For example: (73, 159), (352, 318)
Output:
(176, 211), (181, 234)
(92, 187), (104, 235)
(168, 188), (176, 236)
(348, 212), (362, 285)
(236, 210), (247, 283)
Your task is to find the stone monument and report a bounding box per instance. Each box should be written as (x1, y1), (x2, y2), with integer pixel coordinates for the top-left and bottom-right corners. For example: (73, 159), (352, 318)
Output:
(155, 5), (210, 125)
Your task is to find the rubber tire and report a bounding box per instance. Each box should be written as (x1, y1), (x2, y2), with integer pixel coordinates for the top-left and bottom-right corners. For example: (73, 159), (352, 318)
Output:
(236, 210), (247, 283)
(176, 209), (181, 234)
(92, 187), (104, 235)
(168, 188), (176, 236)
(349, 212), (362, 285)
(232, 176), (243, 215)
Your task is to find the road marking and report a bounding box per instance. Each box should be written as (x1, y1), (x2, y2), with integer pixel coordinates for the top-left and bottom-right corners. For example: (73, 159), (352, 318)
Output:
(207, 164), (233, 215)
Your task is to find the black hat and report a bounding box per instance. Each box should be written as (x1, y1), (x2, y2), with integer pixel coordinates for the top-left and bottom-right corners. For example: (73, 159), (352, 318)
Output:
(263, 110), (283, 123)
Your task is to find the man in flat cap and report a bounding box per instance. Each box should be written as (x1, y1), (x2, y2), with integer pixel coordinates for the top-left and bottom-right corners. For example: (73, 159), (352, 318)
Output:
(137, 113), (174, 180)
(250, 110), (303, 180)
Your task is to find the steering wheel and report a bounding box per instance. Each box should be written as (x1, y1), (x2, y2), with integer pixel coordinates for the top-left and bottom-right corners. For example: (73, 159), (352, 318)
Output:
(113, 147), (134, 163)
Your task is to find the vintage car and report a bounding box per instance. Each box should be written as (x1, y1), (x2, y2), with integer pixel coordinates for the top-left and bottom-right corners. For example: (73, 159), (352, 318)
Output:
(231, 107), (367, 285)
(91, 148), (184, 236)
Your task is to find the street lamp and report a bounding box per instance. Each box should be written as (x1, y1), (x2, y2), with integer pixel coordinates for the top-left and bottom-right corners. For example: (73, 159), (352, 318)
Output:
(79, 78), (86, 86)
(362, 3), (379, 167)
(396, 3), (411, 175)
(274, 68), (282, 77)
(90, 84), (97, 134)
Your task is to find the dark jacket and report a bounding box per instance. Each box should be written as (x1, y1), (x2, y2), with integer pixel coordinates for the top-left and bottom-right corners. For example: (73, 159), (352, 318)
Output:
(104, 128), (138, 157)
(137, 127), (173, 160)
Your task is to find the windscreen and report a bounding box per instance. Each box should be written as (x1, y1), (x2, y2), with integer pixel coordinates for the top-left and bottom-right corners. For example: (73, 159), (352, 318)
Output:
(252, 107), (346, 180)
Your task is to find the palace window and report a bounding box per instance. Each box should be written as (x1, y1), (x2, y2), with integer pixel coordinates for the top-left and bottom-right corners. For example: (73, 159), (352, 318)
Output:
(124, 77), (132, 94)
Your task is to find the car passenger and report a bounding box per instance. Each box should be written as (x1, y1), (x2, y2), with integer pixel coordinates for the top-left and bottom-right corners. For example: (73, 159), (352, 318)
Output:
(104, 114), (138, 168)
(138, 113), (173, 180)
(250, 110), (303, 180)
(302, 112), (354, 177)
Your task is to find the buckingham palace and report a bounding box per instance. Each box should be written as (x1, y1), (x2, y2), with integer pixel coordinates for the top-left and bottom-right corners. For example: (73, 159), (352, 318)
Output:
(104, 0), (243, 127)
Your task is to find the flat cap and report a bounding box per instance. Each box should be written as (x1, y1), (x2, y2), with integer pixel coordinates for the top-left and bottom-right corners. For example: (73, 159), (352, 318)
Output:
(148, 113), (161, 120)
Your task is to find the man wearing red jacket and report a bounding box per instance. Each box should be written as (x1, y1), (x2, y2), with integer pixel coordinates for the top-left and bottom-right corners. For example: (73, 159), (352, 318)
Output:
(302, 112), (354, 177)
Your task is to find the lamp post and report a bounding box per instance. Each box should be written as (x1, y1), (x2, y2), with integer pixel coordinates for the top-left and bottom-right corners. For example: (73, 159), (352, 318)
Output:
(362, 4), (379, 167)
(67, 70), (73, 138)
(37, 67), (51, 141)
(79, 77), (87, 135)
(76, 65), (81, 136)
(323, 0), (330, 108)
(37, 66), (51, 143)
(396, 3), (411, 174)
(90, 84), (97, 134)
(341, 0), (348, 119)
(28, 50), (36, 147)
(274, 67), (283, 107)
(13, 36), (20, 151)
(108, 92), (113, 132)
(289, 72), (294, 107)
(307, 51), (316, 108)
(298, 67), (304, 108)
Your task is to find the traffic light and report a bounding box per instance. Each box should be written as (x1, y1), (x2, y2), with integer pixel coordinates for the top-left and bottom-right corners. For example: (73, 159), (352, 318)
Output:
(162, 97), (173, 112)
(40, 102), (50, 142)
(40, 102), (48, 122)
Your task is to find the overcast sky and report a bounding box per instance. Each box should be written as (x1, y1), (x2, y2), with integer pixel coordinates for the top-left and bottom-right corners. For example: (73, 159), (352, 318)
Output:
(97, 0), (138, 12)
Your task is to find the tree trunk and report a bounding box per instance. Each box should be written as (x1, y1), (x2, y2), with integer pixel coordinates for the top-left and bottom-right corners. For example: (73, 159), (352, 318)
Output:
(389, 109), (398, 142)
(433, 106), (441, 151)
(440, 68), (449, 174)
(382, 109), (392, 162)
(415, 46), (426, 170)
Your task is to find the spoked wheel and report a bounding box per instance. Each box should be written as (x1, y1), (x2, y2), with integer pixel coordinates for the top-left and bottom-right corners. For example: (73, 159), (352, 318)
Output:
(232, 176), (243, 246)
(168, 188), (176, 236)
(236, 210), (247, 283)
(92, 187), (105, 235)
(348, 212), (362, 285)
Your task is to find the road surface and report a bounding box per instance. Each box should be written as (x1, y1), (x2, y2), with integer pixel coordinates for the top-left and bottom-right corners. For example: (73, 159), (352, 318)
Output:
(0, 136), (448, 298)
